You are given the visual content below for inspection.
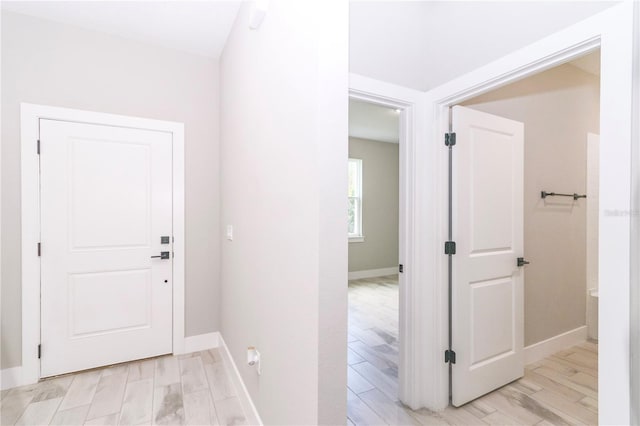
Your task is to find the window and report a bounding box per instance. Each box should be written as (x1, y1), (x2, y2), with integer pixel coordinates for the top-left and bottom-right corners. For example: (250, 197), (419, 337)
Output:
(348, 158), (363, 240)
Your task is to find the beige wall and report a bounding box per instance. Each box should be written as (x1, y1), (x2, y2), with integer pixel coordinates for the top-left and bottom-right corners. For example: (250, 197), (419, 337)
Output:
(220, 2), (348, 424)
(348, 137), (399, 272)
(1, 12), (221, 369)
(463, 63), (600, 346)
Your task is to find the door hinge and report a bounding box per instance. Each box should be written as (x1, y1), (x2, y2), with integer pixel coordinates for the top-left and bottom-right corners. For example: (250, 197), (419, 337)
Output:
(38, 344), (41, 359)
(445, 132), (456, 147)
(37, 242), (41, 256)
(37, 139), (41, 155)
(445, 349), (456, 364)
(444, 241), (456, 255)
(399, 264), (404, 273)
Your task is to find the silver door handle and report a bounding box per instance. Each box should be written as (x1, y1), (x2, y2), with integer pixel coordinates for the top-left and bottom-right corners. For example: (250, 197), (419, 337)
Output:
(151, 252), (170, 259)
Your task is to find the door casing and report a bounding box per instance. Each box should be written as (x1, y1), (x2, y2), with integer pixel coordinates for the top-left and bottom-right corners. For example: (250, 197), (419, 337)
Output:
(20, 103), (185, 385)
(349, 74), (432, 409)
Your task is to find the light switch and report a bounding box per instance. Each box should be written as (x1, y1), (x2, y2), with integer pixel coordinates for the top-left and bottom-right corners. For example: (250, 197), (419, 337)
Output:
(226, 225), (233, 241)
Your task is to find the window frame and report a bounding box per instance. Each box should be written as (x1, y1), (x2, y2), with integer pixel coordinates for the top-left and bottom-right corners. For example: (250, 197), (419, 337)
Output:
(348, 158), (364, 242)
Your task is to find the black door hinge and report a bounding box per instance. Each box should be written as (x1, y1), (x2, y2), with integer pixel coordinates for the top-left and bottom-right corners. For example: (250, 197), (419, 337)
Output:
(37, 139), (40, 155)
(399, 264), (404, 273)
(445, 132), (456, 147)
(38, 344), (41, 359)
(444, 241), (456, 255)
(37, 242), (41, 257)
(445, 349), (456, 364)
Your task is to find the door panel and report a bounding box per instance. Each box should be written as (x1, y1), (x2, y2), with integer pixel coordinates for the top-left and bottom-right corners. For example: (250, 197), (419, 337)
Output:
(451, 105), (524, 406)
(69, 269), (151, 337)
(70, 139), (151, 249)
(40, 119), (173, 378)
(470, 277), (514, 365)
(469, 132), (514, 253)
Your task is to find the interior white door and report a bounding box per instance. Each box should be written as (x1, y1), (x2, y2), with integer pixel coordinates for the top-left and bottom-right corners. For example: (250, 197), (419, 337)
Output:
(40, 119), (173, 378)
(451, 105), (524, 406)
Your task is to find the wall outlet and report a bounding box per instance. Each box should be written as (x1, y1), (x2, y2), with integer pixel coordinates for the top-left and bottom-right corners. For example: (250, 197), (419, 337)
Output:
(226, 225), (233, 241)
(247, 346), (261, 375)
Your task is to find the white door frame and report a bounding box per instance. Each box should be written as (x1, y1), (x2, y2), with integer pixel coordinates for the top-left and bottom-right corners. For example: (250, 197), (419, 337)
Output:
(349, 74), (439, 409)
(20, 103), (186, 385)
(420, 3), (637, 424)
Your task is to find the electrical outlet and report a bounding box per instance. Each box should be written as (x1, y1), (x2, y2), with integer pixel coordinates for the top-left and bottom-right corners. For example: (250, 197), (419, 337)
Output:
(247, 346), (261, 375)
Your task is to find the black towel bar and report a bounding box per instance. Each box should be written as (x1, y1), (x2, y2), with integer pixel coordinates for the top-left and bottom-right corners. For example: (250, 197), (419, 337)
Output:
(541, 191), (587, 201)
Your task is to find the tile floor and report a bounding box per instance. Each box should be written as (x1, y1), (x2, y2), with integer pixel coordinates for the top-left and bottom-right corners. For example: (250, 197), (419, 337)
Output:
(347, 275), (598, 425)
(0, 276), (599, 426)
(1, 348), (248, 426)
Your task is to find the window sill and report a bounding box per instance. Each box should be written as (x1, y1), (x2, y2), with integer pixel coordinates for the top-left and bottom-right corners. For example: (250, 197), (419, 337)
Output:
(349, 236), (365, 243)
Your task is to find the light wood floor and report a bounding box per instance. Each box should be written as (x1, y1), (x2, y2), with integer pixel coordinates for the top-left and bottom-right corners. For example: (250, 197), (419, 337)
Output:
(0, 349), (248, 426)
(347, 275), (598, 425)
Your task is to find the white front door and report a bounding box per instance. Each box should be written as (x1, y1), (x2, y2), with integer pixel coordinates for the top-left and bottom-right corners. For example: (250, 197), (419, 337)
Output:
(40, 119), (173, 378)
(451, 105), (525, 406)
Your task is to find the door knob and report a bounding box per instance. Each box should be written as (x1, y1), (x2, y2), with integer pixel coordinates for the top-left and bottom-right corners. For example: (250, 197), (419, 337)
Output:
(151, 251), (170, 259)
(517, 257), (530, 267)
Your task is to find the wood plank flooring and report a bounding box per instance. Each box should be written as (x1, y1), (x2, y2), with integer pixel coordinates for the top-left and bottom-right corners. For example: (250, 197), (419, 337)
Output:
(347, 275), (598, 425)
(1, 349), (247, 426)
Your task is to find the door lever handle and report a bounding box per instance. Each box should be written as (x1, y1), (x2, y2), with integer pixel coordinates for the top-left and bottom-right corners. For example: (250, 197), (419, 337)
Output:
(151, 251), (170, 259)
(517, 257), (530, 267)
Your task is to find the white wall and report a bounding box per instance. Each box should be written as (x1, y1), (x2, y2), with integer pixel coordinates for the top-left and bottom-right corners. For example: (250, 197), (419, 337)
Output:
(220, 1), (348, 424)
(348, 137), (399, 273)
(1, 11), (221, 369)
(464, 63), (600, 346)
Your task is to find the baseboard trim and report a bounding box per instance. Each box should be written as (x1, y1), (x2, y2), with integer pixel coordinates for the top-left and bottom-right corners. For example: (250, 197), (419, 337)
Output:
(1, 366), (24, 391)
(524, 326), (588, 365)
(182, 332), (221, 354)
(219, 335), (263, 425)
(348, 267), (397, 280)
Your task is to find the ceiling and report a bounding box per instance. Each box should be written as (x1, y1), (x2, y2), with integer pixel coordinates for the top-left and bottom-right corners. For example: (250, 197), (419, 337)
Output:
(1, 1), (242, 58)
(1, 1), (608, 82)
(349, 100), (399, 143)
(350, 1), (617, 91)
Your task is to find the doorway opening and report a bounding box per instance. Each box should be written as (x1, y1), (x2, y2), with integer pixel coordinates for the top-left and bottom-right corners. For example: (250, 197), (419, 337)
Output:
(447, 48), (600, 421)
(346, 99), (404, 422)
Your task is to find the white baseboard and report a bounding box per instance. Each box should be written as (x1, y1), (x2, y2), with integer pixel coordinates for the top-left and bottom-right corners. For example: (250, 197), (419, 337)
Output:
(1, 366), (24, 391)
(219, 335), (263, 425)
(182, 332), (221, 354)
(524, 326), (588, 365)
(348, 267), (397, 280)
